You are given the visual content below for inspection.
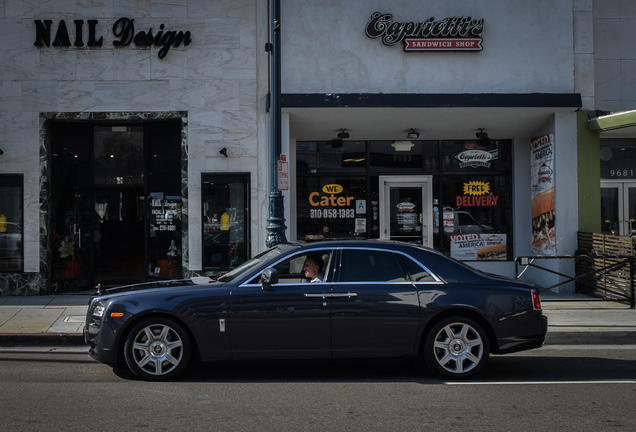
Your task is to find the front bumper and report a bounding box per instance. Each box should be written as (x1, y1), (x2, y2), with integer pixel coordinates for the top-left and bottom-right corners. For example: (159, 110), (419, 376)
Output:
(84, 325), (119, 366)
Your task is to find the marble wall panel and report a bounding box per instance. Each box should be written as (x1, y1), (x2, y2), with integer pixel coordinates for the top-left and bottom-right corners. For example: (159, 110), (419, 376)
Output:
(58, 80), (96, 111)
(205, 18), (240, 48)
(39, 50), (77, 81)
(187, 48), (224, 80)
(170, 79), (206, 110)
(132, 80), (171, 109)
(222, 48), (256, 80)
(77, 0), (114, 17)
(2, 50), (40, 81)
(94, 81), (134, 110)
(151, 0), (188, 18)
(113, 0), (150, 16)
(188, 0), (223, 18)
(150, 49), (188, 79)
(5, 0), (41, 18)
(76, 50), (115, 81)
(40, 0), (77, 17)
(0, 18), (23, 47)
(112, 49), (153, 81)
(21, 81), (58, 112)
(205, 80), (240, 111)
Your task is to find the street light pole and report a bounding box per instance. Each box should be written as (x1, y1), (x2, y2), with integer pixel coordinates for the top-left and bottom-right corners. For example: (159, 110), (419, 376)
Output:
(266, 0), (287, 248)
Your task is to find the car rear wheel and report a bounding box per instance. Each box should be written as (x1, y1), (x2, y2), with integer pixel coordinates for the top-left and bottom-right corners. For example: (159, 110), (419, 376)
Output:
(124, 317), (191, 381)
(423, 316), (490, 379)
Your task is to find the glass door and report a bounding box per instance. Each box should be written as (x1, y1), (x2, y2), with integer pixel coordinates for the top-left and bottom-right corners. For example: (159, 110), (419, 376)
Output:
(379, 176), (433, 246)
(601, 181), (636, 236)
(50, 121), (182, 291)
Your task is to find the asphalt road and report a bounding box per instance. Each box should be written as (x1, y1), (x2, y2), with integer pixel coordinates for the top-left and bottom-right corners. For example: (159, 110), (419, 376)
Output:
(0, 345), (635, 431)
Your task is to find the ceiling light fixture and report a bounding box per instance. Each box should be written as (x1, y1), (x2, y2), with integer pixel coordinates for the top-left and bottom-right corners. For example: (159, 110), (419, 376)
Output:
(407, 128), (420, 139)
(476, 128), (490, 144)
(391, 141), (415, 152)
(337, 128), (349, 139)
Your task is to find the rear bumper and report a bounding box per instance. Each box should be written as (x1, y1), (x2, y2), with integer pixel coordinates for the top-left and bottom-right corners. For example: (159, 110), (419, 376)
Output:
(495, 313), (548, 354)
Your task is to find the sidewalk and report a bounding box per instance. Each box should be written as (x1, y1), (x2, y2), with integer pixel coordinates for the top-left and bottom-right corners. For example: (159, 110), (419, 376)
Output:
(0, 291), (634, 346)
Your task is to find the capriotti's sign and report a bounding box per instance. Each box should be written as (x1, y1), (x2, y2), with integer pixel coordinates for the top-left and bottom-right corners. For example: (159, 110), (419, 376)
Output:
(365, 12), (483, 52)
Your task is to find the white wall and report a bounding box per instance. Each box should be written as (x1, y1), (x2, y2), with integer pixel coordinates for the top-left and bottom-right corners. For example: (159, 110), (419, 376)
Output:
(282, 0), (575, 94)
(592, 0), (636, 111)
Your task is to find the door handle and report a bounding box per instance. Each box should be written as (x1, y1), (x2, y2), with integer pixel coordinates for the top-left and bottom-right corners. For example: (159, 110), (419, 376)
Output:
(329, 292), (358, 298)
(304, 293), (330, 298)
(304, 293), (357, 299)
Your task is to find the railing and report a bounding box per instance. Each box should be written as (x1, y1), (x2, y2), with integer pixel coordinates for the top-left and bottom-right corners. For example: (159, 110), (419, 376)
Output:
(515, 232), (635, 308)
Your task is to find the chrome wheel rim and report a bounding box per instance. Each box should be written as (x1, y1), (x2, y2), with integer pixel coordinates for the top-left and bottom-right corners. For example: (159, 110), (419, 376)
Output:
(131, 324), (184, 376)
(432, 322), (483, 375)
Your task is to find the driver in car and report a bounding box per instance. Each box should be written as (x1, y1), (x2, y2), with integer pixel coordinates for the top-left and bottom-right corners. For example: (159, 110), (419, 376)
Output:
(303, 254), (325, 283)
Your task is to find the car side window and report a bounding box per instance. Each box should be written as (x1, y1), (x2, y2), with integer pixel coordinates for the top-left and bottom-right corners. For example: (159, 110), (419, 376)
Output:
(339, 249), (407, 282)
(247, 250), (333, 285)
(396, 254), (437, 282)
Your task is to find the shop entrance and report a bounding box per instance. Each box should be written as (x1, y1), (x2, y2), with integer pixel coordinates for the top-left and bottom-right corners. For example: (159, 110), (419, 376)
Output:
(601, 180), (636, 236)
(49, 121), (182, 290)
(379, 176), (433, 247)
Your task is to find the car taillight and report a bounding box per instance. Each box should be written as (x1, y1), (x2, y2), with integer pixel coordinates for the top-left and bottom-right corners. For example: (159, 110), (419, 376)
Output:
(532, 289), (542, 310)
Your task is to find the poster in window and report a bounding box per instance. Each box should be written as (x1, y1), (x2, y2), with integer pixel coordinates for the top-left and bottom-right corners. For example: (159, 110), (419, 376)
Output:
(530, 134), (555, 254)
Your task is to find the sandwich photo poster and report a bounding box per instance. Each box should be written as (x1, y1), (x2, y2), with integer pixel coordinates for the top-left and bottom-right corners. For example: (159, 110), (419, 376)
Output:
(450, 233), (507, 260)
(530, 134), (556, 254)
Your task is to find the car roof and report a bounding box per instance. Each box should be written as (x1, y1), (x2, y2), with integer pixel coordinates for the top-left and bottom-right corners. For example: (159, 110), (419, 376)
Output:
(291, 239), (433, 253)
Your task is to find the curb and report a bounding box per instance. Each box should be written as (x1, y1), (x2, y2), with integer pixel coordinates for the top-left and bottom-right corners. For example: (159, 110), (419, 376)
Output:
(0, 333), (85, 346)
(545, 329), (636, 345)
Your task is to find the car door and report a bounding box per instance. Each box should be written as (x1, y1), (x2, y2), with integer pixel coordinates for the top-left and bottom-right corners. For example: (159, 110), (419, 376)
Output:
(330, 247), (421, 358)
(228, 249), (334, 358)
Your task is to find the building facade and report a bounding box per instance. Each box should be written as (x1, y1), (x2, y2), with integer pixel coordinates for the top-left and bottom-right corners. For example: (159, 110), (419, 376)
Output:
(0, 0), (632, 295)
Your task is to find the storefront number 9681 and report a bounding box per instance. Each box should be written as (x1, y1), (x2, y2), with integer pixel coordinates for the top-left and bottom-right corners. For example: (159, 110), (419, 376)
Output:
(310, 209), (355, 219)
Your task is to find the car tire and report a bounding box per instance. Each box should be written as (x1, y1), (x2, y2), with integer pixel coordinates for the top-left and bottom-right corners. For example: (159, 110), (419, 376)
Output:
(423, 316), (490, 379)
(124, 317), (192, 381)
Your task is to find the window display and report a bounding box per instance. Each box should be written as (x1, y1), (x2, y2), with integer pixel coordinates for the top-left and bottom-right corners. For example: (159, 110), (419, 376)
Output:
(0, 175), (23, 272)
(202, 173), (250, 269)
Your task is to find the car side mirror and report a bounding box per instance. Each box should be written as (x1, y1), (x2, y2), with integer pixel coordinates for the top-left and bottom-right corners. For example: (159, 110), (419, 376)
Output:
(260, 268), (278, 290)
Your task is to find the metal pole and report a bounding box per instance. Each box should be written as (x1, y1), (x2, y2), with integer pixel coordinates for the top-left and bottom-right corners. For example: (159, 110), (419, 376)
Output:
(265, 0), (287, 248)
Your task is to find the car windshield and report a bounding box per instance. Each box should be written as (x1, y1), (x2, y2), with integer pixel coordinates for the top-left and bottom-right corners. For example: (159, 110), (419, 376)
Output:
(216, 244), (296, 282)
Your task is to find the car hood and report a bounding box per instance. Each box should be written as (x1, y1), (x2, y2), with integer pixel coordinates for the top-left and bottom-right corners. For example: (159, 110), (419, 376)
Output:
(95, 277), (221, 297)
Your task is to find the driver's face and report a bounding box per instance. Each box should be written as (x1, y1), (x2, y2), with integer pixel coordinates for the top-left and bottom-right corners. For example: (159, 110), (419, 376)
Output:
(303, 259), (319, 279)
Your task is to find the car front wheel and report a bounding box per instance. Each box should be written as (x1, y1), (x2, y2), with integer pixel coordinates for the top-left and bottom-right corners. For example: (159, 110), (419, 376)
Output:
(423, 316), (490, 379)
(124, 317), (191, 381)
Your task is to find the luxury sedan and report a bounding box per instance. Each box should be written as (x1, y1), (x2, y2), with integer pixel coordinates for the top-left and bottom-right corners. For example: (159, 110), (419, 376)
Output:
(84, 240), (547, 381)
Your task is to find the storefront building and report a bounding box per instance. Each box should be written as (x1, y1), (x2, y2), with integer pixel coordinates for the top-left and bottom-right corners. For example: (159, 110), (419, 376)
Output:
(279, 0), (582, 285)
(0, 0), (631, 295)
(0, 0), (270, 294)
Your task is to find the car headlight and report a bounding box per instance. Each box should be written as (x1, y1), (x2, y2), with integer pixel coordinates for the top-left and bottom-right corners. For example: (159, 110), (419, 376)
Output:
(93, 304), (105, 318)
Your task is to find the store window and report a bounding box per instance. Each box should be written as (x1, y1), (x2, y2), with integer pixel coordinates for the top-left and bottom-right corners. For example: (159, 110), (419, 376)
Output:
(296, 139), (512, 261)
(202, 173), (250, 270)
(296, 176), (367, 241)
(0, 175), (23, 272)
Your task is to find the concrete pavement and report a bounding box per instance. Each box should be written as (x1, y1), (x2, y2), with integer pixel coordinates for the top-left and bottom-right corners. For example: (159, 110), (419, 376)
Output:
(0, 291), (634, 346)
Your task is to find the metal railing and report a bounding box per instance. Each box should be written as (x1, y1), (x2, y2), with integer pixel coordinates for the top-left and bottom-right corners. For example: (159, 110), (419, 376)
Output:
(515, 232), (635, 308)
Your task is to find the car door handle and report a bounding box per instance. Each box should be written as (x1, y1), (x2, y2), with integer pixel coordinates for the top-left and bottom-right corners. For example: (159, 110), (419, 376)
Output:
(330, 292), (357, 298)
(304, 293), (358, 299)
(304, 293), (331, 298)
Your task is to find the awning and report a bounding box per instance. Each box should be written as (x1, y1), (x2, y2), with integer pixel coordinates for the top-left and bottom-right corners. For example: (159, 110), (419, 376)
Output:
(588, 110), (636, 138)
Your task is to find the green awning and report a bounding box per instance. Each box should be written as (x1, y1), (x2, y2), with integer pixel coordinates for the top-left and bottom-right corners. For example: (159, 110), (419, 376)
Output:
(588, 110), (636, 132)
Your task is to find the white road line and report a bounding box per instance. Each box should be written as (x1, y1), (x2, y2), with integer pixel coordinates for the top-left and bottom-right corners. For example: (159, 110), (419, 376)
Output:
(445, 380), (636, 385)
